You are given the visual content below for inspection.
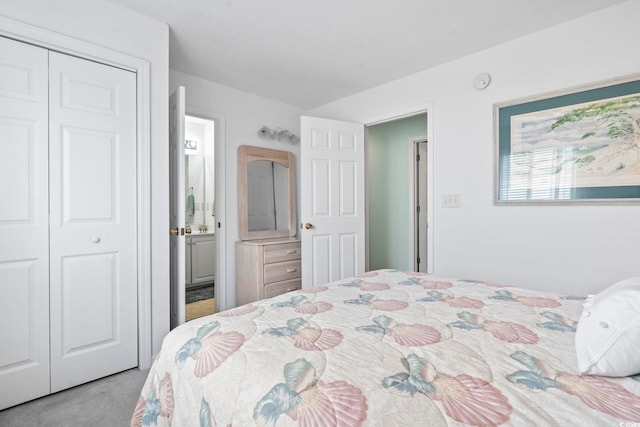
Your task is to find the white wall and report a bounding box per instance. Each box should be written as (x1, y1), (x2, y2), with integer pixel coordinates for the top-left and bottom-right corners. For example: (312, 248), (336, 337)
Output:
(170, 70), (303, 309)
(0, 0), (170, 356)
(307, 0), (640, 296)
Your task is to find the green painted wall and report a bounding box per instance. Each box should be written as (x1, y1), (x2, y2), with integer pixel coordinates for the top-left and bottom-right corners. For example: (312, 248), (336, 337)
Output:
(367, 114), (426, 271)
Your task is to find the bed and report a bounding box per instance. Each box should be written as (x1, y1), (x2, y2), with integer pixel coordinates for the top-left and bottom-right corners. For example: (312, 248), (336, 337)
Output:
(131, 270), (640, 426)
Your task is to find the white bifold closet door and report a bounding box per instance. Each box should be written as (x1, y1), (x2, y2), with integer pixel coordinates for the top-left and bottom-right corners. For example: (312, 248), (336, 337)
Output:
(48, 50), (138, 392)
(0, 36), (50, 410)
(0, 36), (138, 409)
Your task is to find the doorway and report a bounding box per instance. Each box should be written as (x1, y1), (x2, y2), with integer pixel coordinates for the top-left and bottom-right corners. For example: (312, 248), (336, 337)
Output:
(366, 113), (428, 272)
(170, 86), (227, 327)
(300, 110), (432, 286)
(184, 115), (217, 321)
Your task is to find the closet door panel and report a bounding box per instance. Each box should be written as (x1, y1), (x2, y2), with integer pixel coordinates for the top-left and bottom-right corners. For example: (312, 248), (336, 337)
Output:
(61, 127), (116, 221)
(59, 253), (119, 352)
(0, 37), (49, 410)
(48, 51), (138, 392)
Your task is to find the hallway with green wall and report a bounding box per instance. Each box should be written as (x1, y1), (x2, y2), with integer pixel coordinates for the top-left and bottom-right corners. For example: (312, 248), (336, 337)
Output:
(367, 113), (427, 271)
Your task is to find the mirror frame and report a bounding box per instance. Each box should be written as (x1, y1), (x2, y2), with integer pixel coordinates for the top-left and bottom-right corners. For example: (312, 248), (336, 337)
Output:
(238, 145), (297, 240)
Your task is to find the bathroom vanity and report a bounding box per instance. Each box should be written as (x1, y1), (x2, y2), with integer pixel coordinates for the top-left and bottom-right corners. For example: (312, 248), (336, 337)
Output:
(185, 232), (216, 288)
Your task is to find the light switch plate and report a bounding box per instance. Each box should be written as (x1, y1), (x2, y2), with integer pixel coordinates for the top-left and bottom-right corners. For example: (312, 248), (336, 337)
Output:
(442, 194), (461, 208)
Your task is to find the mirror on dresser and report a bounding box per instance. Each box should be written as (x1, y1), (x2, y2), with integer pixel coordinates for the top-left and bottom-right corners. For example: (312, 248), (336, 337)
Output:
(236, 145), (301, 305)
(237, 145), (297, 240)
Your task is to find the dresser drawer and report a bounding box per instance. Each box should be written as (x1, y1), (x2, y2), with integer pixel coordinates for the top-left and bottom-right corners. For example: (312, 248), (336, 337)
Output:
(264, 260), (301, 284)
(264, 278), (301, 299)
(264, 242), (301, 264)
(237, 238), (302, 305)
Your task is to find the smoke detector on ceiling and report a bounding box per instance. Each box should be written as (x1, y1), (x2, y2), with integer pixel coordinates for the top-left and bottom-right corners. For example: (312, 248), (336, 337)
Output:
(473, 73), (491, 90)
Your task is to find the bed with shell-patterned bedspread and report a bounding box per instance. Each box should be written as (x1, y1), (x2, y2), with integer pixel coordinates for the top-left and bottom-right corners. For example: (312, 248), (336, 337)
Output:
(131, 270), (640, 426)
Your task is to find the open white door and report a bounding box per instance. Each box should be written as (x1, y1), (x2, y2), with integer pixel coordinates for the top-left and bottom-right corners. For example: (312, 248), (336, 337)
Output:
(169, 86), (186, 328)
(300, 116), (365, 287)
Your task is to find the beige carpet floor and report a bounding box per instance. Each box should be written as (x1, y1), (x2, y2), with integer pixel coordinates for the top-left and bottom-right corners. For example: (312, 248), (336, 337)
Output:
(0, 368), (148, 427)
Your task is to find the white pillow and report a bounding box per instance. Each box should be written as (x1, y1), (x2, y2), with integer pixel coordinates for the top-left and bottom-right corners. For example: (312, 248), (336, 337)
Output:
(575, 277), (640, 377)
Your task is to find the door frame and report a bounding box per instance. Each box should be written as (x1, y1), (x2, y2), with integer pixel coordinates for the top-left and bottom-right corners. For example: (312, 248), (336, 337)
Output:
(409, 137), (428, 272)
(0, 16), (153, 368)
(363, 106), (434, 274)
(184, 106), (227, 312)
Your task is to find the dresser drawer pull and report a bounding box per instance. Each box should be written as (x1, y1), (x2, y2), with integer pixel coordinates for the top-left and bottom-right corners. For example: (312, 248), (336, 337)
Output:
(285, 268), (298, 273)
(286, 250), (297, 254)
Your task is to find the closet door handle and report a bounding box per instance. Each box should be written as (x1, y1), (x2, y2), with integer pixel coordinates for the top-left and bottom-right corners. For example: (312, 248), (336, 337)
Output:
(91, 236), (101, 243)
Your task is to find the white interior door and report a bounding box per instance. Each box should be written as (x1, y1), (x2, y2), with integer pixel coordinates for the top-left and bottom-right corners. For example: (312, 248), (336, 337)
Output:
(0, 36), (50, 410)
(48, 51), (138, 392)
(169, 86), (186, 328)
(300, 116), (365, 287)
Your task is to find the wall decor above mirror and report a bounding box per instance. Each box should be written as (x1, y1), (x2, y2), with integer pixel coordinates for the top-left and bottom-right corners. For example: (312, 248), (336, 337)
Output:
(238, 145), (296, 240)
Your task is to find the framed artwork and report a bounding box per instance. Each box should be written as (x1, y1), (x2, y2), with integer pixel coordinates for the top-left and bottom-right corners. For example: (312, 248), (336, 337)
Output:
(494, 74), (640, 204)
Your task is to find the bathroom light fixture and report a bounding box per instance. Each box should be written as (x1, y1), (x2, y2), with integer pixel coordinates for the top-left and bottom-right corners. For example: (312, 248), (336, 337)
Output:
(257, 125), (300, 144)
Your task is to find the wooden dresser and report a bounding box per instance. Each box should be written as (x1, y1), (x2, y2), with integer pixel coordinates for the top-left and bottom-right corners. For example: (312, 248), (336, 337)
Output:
(236, 237), (301, 305)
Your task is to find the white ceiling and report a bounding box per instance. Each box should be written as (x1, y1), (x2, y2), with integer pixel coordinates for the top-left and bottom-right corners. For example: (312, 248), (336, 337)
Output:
(106, 0), (626, 109)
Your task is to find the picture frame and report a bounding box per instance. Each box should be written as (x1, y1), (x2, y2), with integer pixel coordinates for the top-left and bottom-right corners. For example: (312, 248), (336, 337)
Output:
(494, 73), (640, 204)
